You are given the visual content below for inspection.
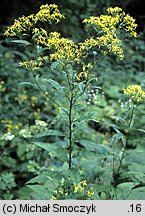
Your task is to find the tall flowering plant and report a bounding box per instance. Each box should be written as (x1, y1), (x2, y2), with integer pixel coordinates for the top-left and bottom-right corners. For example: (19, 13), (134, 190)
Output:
(4, 4), (140, 199)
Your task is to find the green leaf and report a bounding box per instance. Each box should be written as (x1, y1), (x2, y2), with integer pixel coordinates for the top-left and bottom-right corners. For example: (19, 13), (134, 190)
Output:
(137, 129), (145, 133)
(127, 187), (145, 200)
(80, 140), (112, 154)
(26, 173), (49, 185)
(11, 40), (31, 45)
(123, 171), (145, 183)
(33, 142), (58, 151)
(87, 77), (99, 85)
(34, 129), (64, 138)
(116, 182), (138, 200)
(109, 128), (126, 146)
(80, 111), (99, 122)
(27, 185), (51, 199)
(50, 62), (61, 72)
(0, 173), (16, 191)
(17, 82), (37, 88)
(77, 82), (85, 92)
(44, 78), (65, 93)
(73, 103), (86, 111)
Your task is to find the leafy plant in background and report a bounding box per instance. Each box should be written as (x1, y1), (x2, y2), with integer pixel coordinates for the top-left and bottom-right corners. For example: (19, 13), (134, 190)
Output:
(0, 173), (16, 199)
(2, 4), (145, 200)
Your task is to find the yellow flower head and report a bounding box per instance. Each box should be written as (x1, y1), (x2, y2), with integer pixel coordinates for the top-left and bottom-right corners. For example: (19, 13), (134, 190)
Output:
(123, 85), (145, 102)
(4, 4), (64, 37)
(123, 14), (138, 38)
(4, 14), (37, 37)
(36, 4), (65, 23)
(107, 7), (123, 15)
(82, 7), (137, 60)
(4, 4), (137, 65)
(39, 31), (82, 63)
(87, 190), (95, 197)
(1, 119), (13, 133)
(74, 180), (87, 193)
(19, 57), (43, 70)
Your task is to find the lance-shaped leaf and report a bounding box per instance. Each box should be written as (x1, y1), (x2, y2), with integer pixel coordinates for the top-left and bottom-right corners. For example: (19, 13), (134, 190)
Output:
(17, 82), (37, 88)
(11, 40), (31, 45)
(44, 78), (65, 93)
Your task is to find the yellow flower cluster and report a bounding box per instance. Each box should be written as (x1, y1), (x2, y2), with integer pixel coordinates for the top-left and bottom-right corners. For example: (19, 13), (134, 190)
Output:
(14, 123), (22, 130)
(51, 187), (67, 200)
(76, 63), (93, 81)
(87, 190), (95, 197)
(74, 180), (94, 198)
(19, 57), (43, 70)
(74, 180), (87, 193)
(33, 108), (41, 118)
(123, 14), (137, 38)
(31, 96), (38, 107)
(107, 7), (123, 14)
(36, 31), (82, 63)
(123, 85), (145, 102)
(98, 33), (124, 59)
(19, 94), (28, 102)
(82, 7), (137, 60)
(4, 14), (37, 37)
(51, 195), (57, 200)
(1, 119), (13, 133)
(4, 4), (64, 37)
(4, 5), (137, 67)
(36, 4), (64, 23)
(83, 14), (121, 32)
(33, 28), (48, 45)
(1, 119), (22, 133)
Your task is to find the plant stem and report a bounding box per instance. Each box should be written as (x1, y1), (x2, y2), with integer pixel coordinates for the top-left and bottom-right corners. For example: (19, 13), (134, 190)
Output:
(68, 94), (73, 169)
(118, 104), (135, 173)
(113, 104), (135, 188)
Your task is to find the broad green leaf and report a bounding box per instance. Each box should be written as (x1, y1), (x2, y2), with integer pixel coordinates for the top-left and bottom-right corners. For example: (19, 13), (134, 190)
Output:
(26, 173), (49, 185)
(16, 186), (32, 200)
(80, 140), (112, 154)
(116, 182), (138, 200)
(33, 142), (58, 151)
(127, 187), (145, 200)
(27, 185), (51, 199)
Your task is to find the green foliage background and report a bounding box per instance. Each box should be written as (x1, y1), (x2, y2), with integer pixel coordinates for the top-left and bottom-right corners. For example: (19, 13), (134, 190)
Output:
(0, 0), (145, 200)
